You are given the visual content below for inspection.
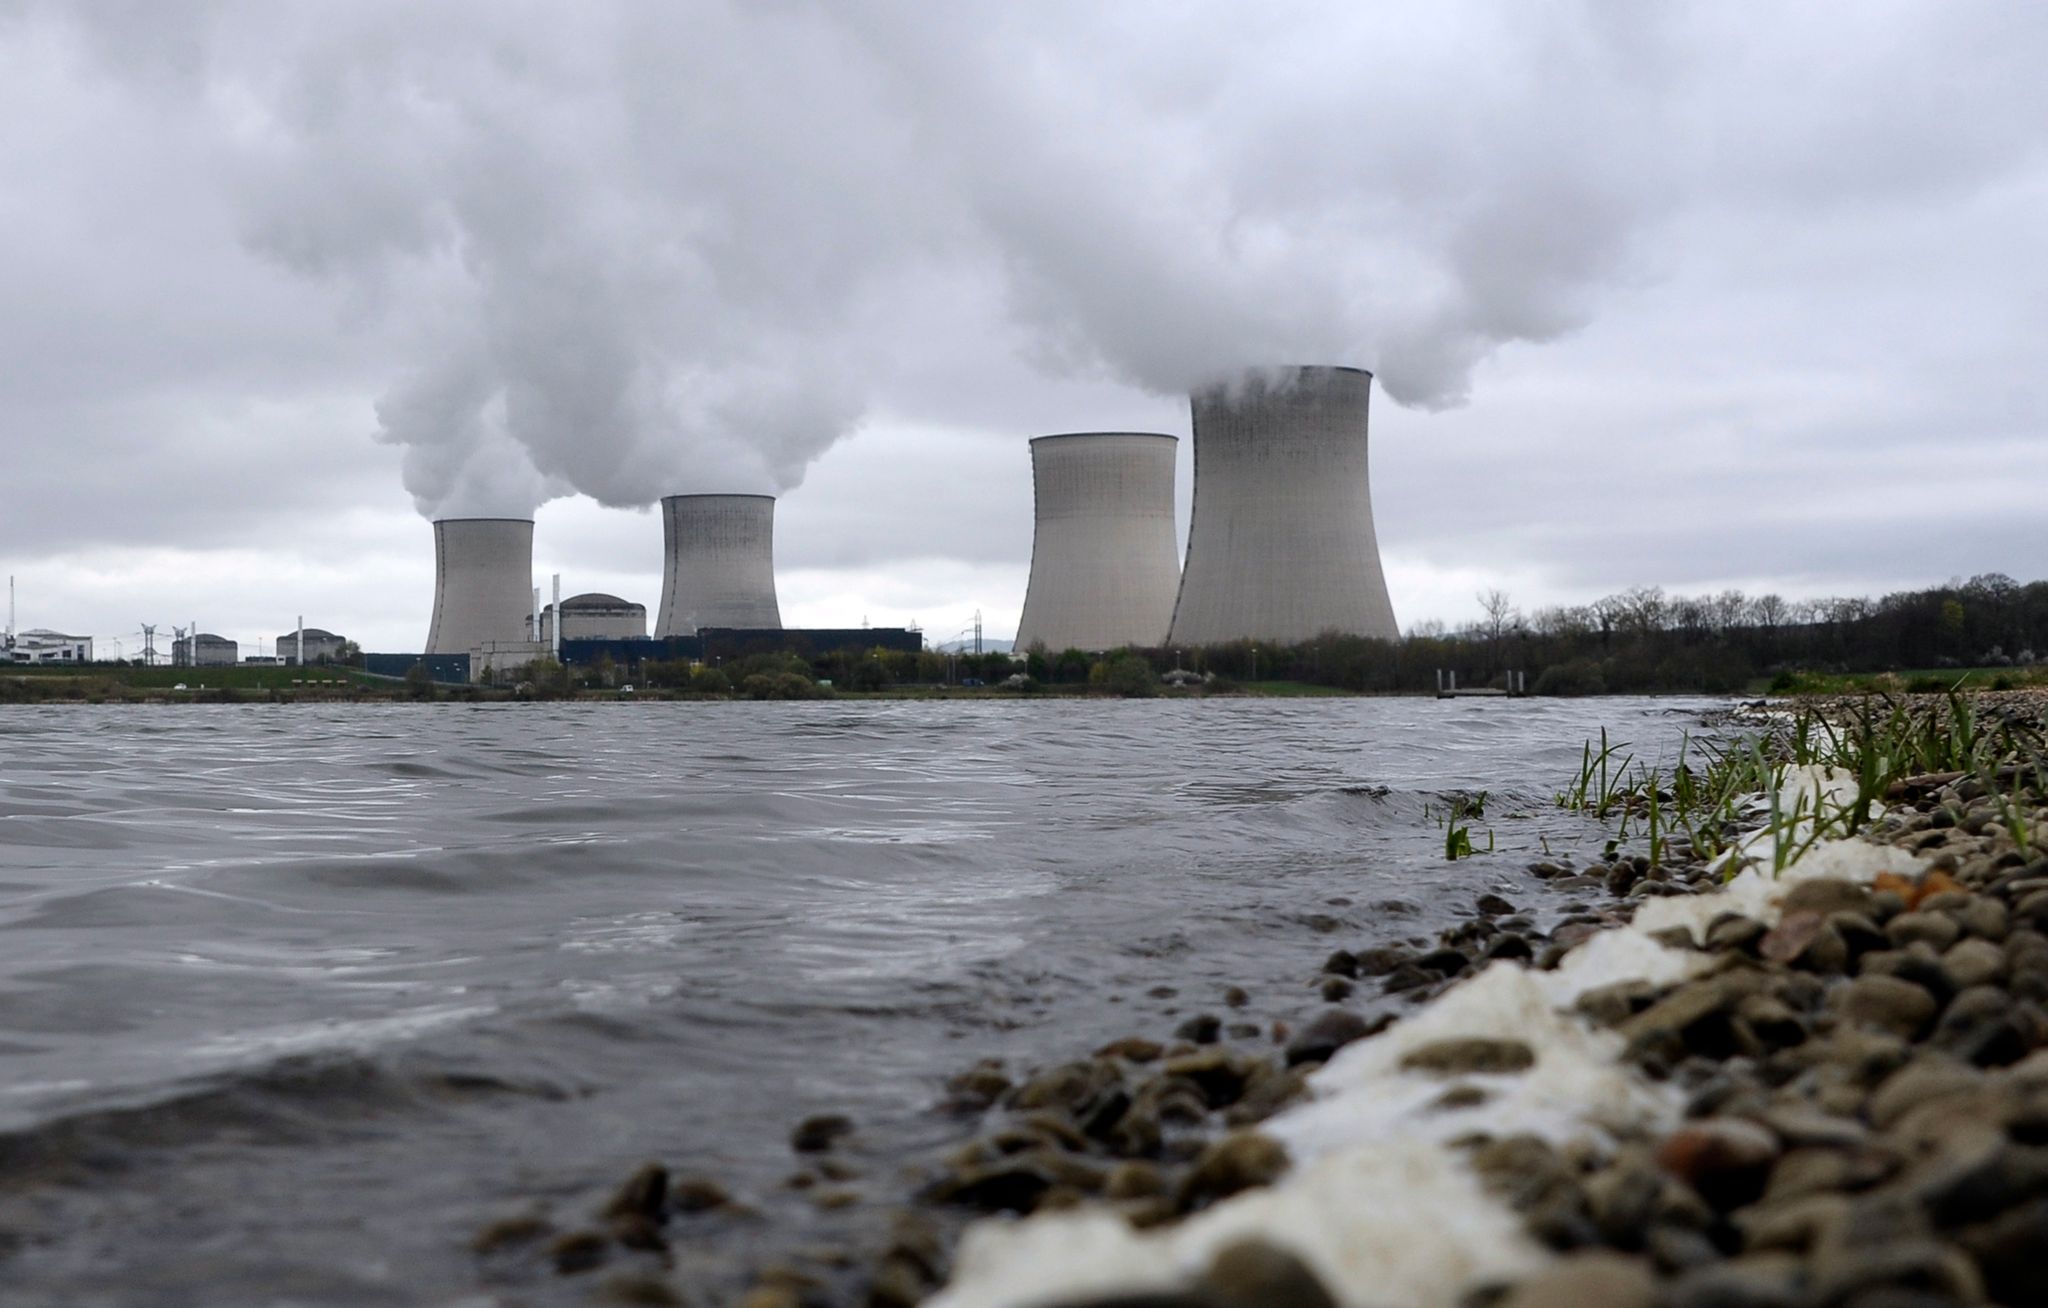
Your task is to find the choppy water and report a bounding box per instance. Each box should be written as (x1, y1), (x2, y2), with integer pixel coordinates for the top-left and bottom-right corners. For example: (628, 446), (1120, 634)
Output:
(0, 697), (1722, 1306)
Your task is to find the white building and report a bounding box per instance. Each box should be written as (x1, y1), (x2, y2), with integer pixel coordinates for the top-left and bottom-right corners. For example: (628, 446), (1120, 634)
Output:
(5, 629), (94, 664)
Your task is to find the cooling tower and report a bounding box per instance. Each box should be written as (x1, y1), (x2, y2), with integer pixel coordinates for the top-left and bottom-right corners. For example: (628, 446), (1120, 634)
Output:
(425, 518), (536, 654)
(654, 494), (783, 637)
(1013, 433), (1181, 652)
(1167, 366), (1399, 646)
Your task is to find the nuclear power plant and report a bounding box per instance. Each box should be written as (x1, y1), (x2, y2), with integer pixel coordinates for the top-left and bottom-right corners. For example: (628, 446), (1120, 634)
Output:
(1167, 365), (1399, 646)
(425, 518), (536, 655)
(1013, 433), (1181, 652)
(654, 494), (784, 637)
(388, 362), (1399, 682)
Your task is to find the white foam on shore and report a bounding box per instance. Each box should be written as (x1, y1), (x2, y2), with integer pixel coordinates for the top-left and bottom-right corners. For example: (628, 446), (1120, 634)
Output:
(930, 766), (1927, 1308)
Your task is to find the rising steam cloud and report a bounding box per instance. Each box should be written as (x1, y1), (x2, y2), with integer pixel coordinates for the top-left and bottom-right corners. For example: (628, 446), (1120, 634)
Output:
(51, 0), (1684, 518)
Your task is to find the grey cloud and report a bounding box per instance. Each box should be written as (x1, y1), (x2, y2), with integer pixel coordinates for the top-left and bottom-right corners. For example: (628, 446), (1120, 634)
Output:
(3, 0), (2048, 648)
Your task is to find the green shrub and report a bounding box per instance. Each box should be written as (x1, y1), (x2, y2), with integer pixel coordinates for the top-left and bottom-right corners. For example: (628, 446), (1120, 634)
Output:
(690, 666), (732, 695)
(1089, 652), (1157, 697)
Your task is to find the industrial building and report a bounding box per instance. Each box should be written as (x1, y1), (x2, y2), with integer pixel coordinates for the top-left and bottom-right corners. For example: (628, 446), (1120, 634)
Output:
(274, 627), (347, 664)
(425, 518), (535, 655)
(538, 593), (646, 643)
(655, 495), (782, 637)
(1013, 432), (1181, 652)
(173, 633), (238, 666)
(4, 629), (94, 664)
(1168, 365), (1399, 646)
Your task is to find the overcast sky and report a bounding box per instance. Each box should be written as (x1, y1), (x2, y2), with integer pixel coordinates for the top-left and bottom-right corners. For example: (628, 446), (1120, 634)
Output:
(3, 1), (2044, 656)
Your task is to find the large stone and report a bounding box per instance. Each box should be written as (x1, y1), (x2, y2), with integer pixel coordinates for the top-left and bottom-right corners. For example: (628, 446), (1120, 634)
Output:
(1654, 1119), (1779, 1211)
(1887, 911), (1962, 952)
(1941, 937), (2008, 989)
(1931, 984), (2035, 1066)
(1283, 1008), (1376, 1066)
(1910, 1133), (2048, 1227)
(1178, 1131), (1289, 1211)
(1201, 1237), (1338, 1308)
(1499, 1252), (1657, 1308)
(1868, 1057), (1987, 1129)
(1782, 878), (1874, 917)
(1618, 971), (1769, 1064)
(1661, 1252), (1807, 1308)
(1736, 1190), (1852, 1252)
(1827, 975), (1938, 1039)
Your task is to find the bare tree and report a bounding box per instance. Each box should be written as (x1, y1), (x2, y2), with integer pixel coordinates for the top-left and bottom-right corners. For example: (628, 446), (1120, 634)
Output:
(1749, 593), (1789, 634)
(1478, 589), (1518, 645)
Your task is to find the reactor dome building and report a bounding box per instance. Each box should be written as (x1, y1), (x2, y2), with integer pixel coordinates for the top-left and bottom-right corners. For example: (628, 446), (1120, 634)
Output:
(1167, 366), (1399, 646)
(654, 494), (783, 637)
(539, 593), (648, 643)
(1013, 432), (1182, 652)
(425, 517), (537, 655)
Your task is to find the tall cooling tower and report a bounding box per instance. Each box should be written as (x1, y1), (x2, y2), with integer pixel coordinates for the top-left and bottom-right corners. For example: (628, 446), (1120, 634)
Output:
(425, 518), (536, 654)
(1167, 366), (1399, 646)
(1013, 433), (1181, 652)
(654, 494), (783, 637)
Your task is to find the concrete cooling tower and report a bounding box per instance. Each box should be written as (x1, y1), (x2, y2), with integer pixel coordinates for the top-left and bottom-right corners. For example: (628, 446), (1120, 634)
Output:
(425, 518), (536, 654)
(1167, 366), (1399, 646)
(1013, 433), (1181, 652)
(654, 494), (783, 637)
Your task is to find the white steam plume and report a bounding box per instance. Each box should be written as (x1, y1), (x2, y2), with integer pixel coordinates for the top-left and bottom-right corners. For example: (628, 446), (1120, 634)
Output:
(46, 0), (1706, 516)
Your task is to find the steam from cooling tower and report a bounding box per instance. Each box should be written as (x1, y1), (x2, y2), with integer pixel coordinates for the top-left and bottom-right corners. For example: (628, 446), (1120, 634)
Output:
(51, 4), (1675, 518)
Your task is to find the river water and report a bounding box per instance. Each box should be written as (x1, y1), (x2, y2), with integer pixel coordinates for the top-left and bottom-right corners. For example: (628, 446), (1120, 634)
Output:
(0, 697), (1722, 1306)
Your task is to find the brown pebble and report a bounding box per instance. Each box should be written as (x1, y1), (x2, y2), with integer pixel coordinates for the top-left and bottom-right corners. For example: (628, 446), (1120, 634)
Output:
(471, 1213), (552, 1254)
(1500, 1251), (1656, 1308)
(790, 1113), (856, 1153)
(669, 1176), (730, 1213)
(1204, 1235), (1337, 1307)
(548, 1229), (610, 1275)
(1103, 1159), (1166, 1199)
(1283, 1008), (1376, 1066)
(1179, 1131), (1290, 1210)
(1400, 1037), (1535, 1076)
(604, 1162), (668, 1221)
(1097, 1036), (1165, 1062)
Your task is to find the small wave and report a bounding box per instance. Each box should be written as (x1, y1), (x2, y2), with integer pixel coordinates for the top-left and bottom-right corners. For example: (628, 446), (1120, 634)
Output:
(0, 1047), (569, 1188)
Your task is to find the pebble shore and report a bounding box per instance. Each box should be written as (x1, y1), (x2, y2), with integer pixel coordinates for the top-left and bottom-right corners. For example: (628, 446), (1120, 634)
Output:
(481, 694), (2048, 1307)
